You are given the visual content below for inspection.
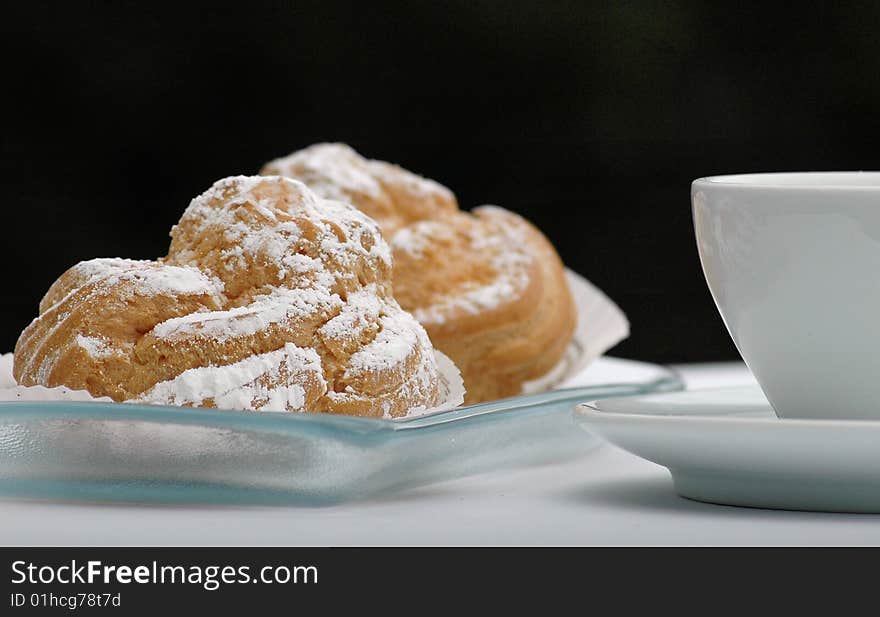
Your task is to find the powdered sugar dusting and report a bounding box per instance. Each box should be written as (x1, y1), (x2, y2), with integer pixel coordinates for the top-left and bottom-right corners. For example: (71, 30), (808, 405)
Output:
(154, 176), (442, 413)
(263, 144), (385, 201)
(366, 159), (455, 201)
(172, 176), (392, 283)
(72, 257), (145, 279)
(14, 175), (457, 416)
(136, 343), (324, 412)
(264, 143), (455, 210)
(317, 286), (382, 342)
(390, 225), (431, 257)
(401, 350), (465, 418)
(35, 351), (58, 385)
(74, 259), (217, 299)
(15, 260), (225, 384)
(75, 334), (118, 360)
(146, 176), (445, 413)
(394, 209), (535, 325)
(0, 347), (465, 417)
(187, 175), (275, 212)
(152, 287), (338, 342)
(347, 310), (422, 376)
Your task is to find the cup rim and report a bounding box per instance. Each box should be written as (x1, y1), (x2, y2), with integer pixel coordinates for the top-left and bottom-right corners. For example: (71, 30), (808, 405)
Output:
(693, 171), (880, 191)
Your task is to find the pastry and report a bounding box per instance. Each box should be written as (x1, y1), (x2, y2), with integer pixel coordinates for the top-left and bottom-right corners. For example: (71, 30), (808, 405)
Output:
(262, 143), (458, 237)
(14, 176), (461, 417)
(262, 144), (576, 403)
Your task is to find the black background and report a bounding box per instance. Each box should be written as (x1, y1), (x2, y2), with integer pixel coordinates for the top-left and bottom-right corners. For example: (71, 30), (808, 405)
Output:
(3, 2), (879, 362)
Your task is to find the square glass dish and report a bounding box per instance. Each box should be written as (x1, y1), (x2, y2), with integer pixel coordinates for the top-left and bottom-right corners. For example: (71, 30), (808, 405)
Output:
(0, 271), (681, 504)
(0, 357), (680, 505)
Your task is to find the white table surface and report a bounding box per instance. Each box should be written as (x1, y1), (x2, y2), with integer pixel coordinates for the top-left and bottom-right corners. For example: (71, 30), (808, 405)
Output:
(4, 361), (880, 547)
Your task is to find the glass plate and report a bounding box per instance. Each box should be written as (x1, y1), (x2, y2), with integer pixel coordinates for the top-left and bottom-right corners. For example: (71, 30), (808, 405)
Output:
(0, 357), (681, 505)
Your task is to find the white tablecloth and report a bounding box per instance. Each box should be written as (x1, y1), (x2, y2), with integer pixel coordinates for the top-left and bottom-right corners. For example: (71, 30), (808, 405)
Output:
(4, 362), (880, 546)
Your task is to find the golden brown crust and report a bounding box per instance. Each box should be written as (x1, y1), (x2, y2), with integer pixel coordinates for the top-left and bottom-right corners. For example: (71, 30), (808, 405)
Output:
(14, 176), (450, 417)
(14, 259), (225, 400)
(393, 207), (576, 402)
(261, 143), (458, 236)
(264, 144), (577, 403)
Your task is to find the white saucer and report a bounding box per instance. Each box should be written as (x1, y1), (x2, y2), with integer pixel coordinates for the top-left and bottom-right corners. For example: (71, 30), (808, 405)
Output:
(576, 386), (880, 513)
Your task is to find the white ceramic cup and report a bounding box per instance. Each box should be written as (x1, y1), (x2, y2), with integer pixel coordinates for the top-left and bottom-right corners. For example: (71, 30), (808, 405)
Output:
(692, 172), (880, 420)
